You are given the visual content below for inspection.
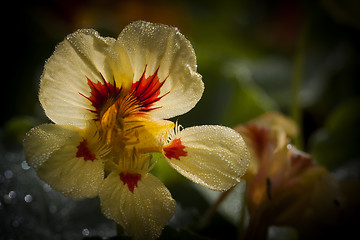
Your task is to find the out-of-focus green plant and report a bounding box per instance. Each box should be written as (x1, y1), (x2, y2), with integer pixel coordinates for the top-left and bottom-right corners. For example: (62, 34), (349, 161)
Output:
(310, 97), (360, 170)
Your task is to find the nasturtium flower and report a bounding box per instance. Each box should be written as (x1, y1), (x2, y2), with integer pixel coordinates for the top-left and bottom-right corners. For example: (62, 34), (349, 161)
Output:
(23, 21), (250, 239)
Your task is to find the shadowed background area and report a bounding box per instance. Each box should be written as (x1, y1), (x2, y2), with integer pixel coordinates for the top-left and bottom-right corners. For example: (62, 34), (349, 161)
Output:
(2, 0), (360, 239)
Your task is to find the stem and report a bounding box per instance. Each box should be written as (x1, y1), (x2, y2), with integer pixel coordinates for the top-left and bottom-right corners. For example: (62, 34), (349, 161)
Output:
(291, 15), (308, 150)
(244, 210), (268, 240)
(201, 187), (235, 228)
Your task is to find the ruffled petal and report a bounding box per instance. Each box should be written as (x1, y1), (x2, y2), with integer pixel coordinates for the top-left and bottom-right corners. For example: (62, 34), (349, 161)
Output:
(112, 20), (204, 119)
(23, 124), (104, 199)
(40, 29), (119, 128)
(99, 171), (176, 240)
(162, 125), (251, 191)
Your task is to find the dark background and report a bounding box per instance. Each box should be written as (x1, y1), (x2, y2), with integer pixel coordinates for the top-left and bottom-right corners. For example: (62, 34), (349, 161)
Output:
(1, 0), (360, 239)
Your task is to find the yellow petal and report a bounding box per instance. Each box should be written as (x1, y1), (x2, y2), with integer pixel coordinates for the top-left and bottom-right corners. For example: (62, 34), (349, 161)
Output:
(40, 29), (118, 128)
(163, 125), (251, 191)
(23, 124), (104, 199)
(124, 115), (174, 153)
(113, 20), (204, 119)
(99, 171), (176, 240)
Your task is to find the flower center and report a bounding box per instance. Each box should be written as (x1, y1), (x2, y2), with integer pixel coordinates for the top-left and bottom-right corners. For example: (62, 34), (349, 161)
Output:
(99, 100), (142, 152)
(80, 68), (170, 151)
(79, 68), (170, 175)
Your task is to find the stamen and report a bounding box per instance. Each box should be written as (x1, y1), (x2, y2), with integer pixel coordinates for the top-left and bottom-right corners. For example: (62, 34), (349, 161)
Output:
(96, 140), (112, 159)
(166, 121), (184, 144)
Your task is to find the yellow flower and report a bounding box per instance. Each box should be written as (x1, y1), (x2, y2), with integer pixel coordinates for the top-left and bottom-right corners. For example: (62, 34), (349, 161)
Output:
(23, 21), (251, 239)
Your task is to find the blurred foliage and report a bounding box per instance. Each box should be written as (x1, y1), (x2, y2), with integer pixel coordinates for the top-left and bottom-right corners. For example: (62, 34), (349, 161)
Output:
(310, 97), (360, 170)
(2, 0), (360, 239)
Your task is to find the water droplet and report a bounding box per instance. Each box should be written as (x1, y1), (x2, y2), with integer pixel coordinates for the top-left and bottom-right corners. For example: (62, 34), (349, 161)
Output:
(82, 228), (90, 236)
(24, 194), (33, 203)
(43, 183), (52, 192)
(4, 170), (13, 179)
(21, 161), (30, 170)
(8, 191), (16, 199)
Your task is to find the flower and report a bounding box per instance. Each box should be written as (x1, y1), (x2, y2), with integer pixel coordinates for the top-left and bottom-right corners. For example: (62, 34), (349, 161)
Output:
(234, 112), (343, 239)
(23, 21), (251, 239)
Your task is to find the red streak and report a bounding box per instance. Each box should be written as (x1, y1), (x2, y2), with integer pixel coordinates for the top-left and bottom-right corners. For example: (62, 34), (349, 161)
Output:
(79, 74), (121, 117)
(131, 68), (168, 113)
(76, 138), (96, 161)
(163, 138), (187, 160)
(80, 68), (168, 118)
(120, 172), (142, 193)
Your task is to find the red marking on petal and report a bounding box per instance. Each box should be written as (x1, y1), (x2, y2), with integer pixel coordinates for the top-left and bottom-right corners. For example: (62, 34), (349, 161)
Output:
(120, 172), (142, 193)
(80, 69), (169, 118)
(131, 68), (169, 113)
(163, 138), (187, 160)
(76, 138), (96, 161)
(79, 74), (121, 117)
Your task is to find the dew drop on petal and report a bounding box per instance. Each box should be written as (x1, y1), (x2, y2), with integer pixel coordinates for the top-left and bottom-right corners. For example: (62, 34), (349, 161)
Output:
(43, 183), (52, 192)
(21, 161), (30, 170)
